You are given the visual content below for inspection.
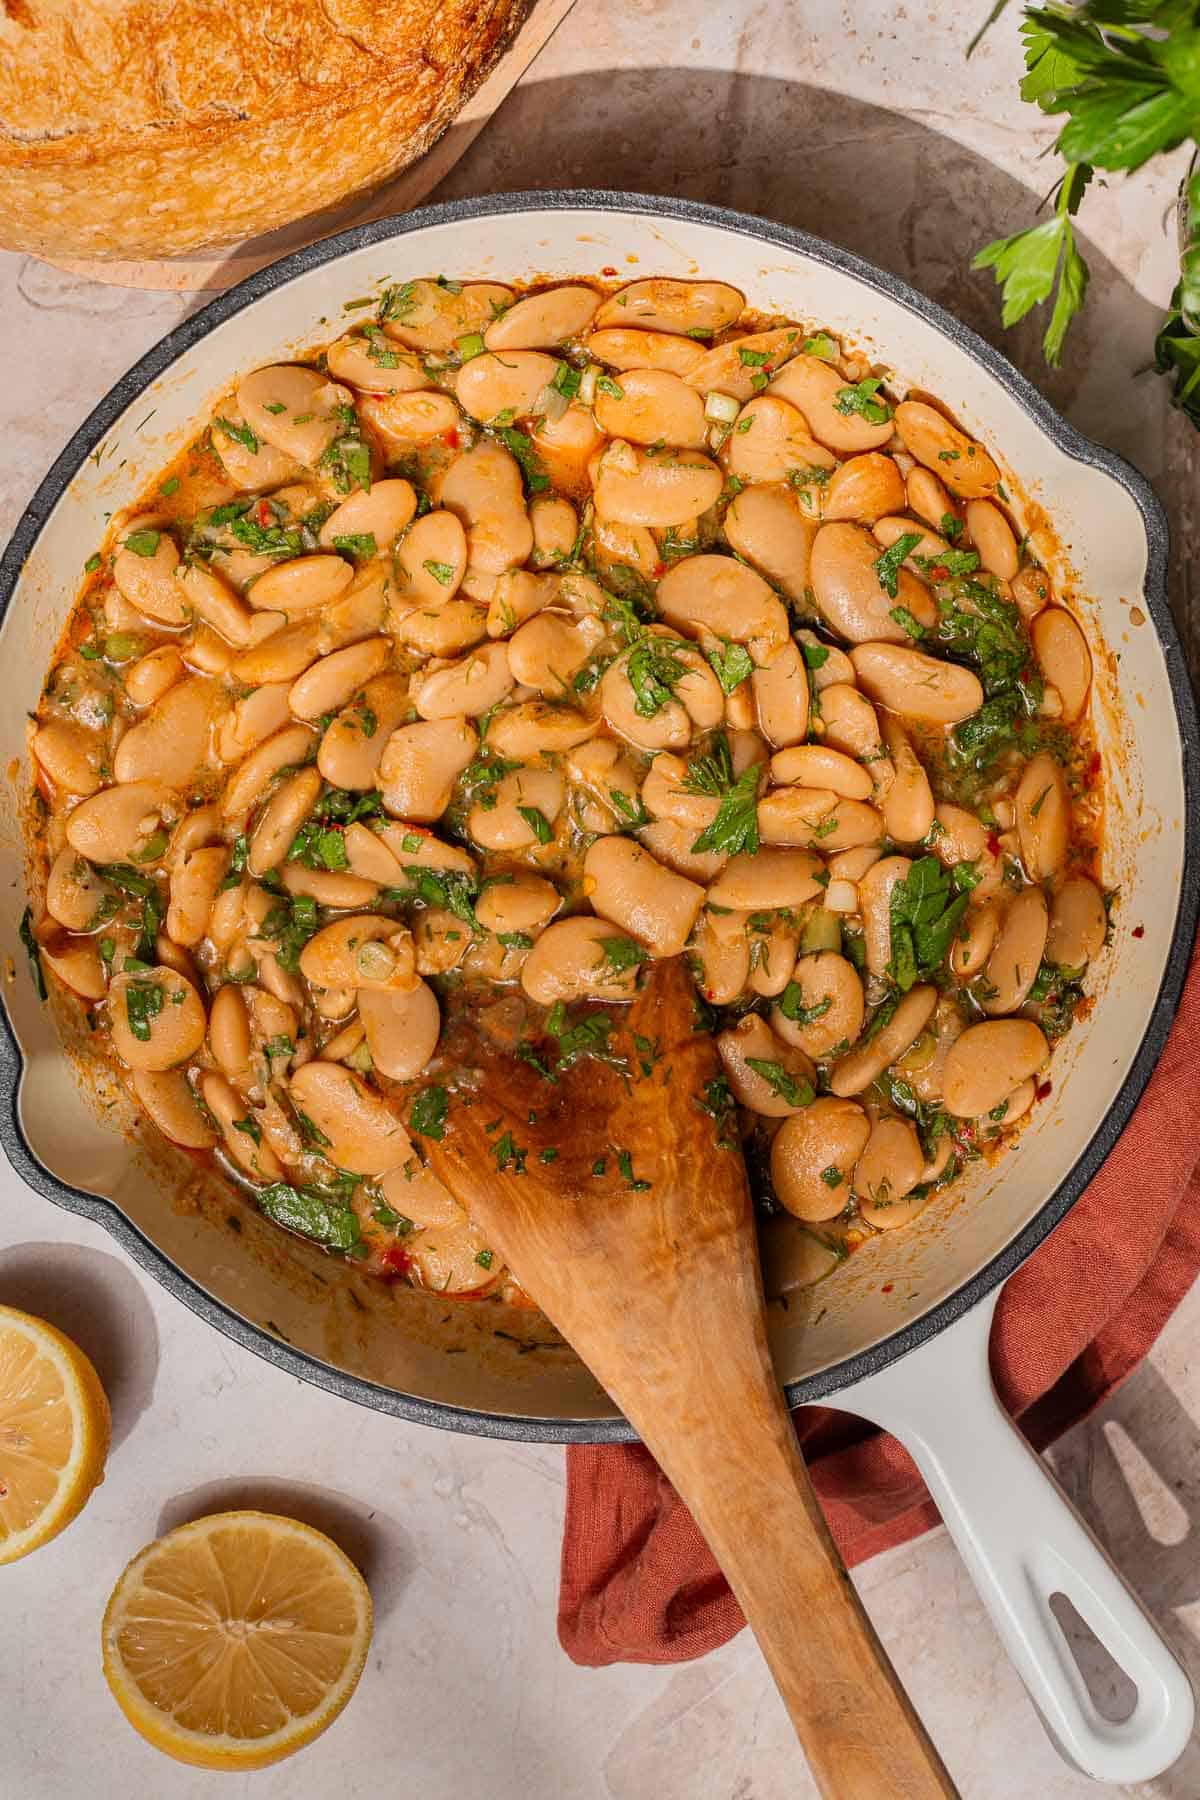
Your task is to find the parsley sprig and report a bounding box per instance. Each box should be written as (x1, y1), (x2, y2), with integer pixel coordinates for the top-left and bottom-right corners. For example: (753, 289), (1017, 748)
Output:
(973, 1), (1200, 411)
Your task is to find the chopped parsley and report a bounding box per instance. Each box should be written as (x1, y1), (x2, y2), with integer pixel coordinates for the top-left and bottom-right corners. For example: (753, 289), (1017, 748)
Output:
(517, 806), (554, 844)
(874, 532), (923, 599)
(833, 378), (892, 425)
(691, 764), (761, 857)
(746, 1059), (814, 1107)
(259, 1182), (361, 1252)
(704, 639), (754, 694)
(410, 1086), (449, 1141)
(18, 907), (46, 1001)
(122, 528), (161, 558)
(887, 856), (971, 991)
(214, 417), (259, 455)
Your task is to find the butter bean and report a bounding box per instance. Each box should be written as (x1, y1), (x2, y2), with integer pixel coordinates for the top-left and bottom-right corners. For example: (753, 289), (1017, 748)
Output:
(1011, 565), (1052, 623)
(126, 646), (185, 707)
(591, 515), (660, 585)
(758, 787), (883, 852)
(280, 864), (380, 908)
(600, 651), (690, 751)
(965, 499), (1018, 579)
(440, 441), (532, 574)
(1016, 752), (1070, 882)
(394, 509), (468, 607)
(485, 284), (600, 350)
(209, 983), (252, 1078)
(724, 483), (818, 605)
(770, 744), (872, 800)
(113, 530), (187, 626)
(221, 723), (316, 820)
(249, 555), (354, 618)
(584, 835), (704, 958)
(132, 1069), (216, 1150)
(475, 872), (560, 938)
(325, 335), (429, 395)
(684, 329), (805, 403)
(595, 369), (707, 449)
(1046, 876), (1106, 967)
(944, 1018), (1049, 1117)
(691, 907), (752, 1005)
(1032, 606), (1092, 723)
(854, 1117), (926, 1228)
(768, 356), (895, 454)
(811, 523), (935, 643)
(595, 279), (743, 336)
(378, 716), (478, 821)
(469, 767), (563, 851)
(289, 637), (391, 721)
(65, 780), (172, 863)
(771, 1098), (871, 1220)
(771, 951), (865, 1059)
(586, 328), (706, 377)
(851, 643), (984, 725)
(110, 967), (207, 1073)
(32, 720), (105, 797)
(486, 569), (560, 637)
(593, 442), (723, 528)
(221, 604), (317, 677)
(529, 495), (578, 567)
(237, 365), (348, 465)
(830, 985), (938, 1096)
(248, 766), (322, 877)
(381, 279), (513, 354)
(858, 855), (913, 976)
(299, 915), (416, 993)
(167, 846), (230, 946)
(485, 700), (595, 758)
(894, 401), (1000, 499)
(726, 396), (836, 486)
(318, 479), (417, 553)
(287, 1060), (412, 1175)
(317, 673), (408, 789)
(906, 467), (956, 532)
(114, 677), (217, 787)
(412, 641), (515, 719)
(506, 615), (597, 696)
(747, 912), (803, 998)
(707, 848), (823, 911)
(521, 915), (641, 1005)
(983, 886), (1049, 1015)
(45, 848), (113, 932)
(950, 903), (999, 977)
(823, 453), (906, 524)
(796, 631), (855, 691)
(718, 1013), (816, 1117)
(879, 716), (935, 843)
(456, 350), (561, 423)
(394, 600), (489, 657)
(211, 409), (299, 489)
(358, 389), (460, 450)
(637, 818), (728, 882)
(657, 554), (789, 663)
(359, 980), (441, 1081)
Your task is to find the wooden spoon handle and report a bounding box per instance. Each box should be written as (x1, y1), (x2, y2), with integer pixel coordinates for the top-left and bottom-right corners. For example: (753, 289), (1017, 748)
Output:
(598, 1290), (959, 1799)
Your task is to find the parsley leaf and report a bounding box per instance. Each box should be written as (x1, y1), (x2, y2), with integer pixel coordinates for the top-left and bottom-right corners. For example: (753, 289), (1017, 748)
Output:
(18, 907), (46, 1001)
(704, 639), (754, 694)
(874, 532), (923, 599)
(410, 1086), (449, 1141)
(833, 377), (892, 424)
(691, 764), (761, 857)
(887, 856), (971, 991)
(746, 1058), (815, 1107)
(626, 636), (688, 718)
(973, 161), (1092, 367)
(259, 1183), (361, 1252)
(517, 805), (554, 844)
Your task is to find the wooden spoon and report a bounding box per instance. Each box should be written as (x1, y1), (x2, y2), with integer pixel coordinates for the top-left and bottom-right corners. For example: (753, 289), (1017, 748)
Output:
(428, 959), (958, 1798)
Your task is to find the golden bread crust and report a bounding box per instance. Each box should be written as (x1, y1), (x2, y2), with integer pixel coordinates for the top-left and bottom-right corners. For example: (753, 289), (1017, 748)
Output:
(0, 0), (532, 257)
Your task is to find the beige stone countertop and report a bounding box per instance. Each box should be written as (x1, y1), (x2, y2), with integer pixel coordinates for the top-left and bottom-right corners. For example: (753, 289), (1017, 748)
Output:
(1, 2), (1198, 1796)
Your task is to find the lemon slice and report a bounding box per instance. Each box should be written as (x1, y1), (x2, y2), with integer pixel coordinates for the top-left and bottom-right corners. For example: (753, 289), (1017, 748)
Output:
(102, 1510), (373, 1769)
(0, 1302), (111, 1565)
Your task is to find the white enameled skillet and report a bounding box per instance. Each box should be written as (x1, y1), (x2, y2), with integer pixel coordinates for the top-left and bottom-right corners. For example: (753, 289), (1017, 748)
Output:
(1, 194), (1196, 1782)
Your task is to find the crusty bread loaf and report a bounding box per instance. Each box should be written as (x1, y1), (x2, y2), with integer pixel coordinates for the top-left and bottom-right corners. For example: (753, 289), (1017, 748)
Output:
(0, 0), (533, 260)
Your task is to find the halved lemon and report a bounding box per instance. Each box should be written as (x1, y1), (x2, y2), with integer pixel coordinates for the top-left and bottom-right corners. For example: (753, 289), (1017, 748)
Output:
(101, 1510), (373, 1770)
(0, 1302), (111, 1565)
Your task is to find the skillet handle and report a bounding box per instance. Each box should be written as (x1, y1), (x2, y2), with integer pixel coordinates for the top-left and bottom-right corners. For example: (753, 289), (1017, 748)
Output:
(837, 1289), (1194, 1785)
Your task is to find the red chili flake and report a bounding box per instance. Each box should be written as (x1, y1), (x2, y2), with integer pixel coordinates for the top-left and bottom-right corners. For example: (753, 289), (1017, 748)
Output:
(653, 562), (667, 579)
(986, 831), (1002, 858)
(1035, 1081), (1052, 1102)
(1132, 924), (1145, 938)
(255, 500), (272, 527)
(379, 1244), (412, 1278)
(443, 428), (460, 449)
(931, 565), (950, 581)
(601, 265), (618, 277)
(881, 1282), (894, 1294)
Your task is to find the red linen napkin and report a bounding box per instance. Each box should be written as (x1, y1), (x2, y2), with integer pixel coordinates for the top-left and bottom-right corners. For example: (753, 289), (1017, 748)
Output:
(559, 935), (1200, 1667)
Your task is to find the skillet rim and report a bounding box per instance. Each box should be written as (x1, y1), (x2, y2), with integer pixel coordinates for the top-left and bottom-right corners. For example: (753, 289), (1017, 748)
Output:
(0, 188), (1196, 1444)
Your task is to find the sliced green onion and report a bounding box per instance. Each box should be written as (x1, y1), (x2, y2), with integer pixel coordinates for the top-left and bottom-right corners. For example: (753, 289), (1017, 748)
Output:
(535, 383), (569, 425)
(456, 333), (486, 361)
(579, 364), (601, 408)
(704, 390), (740, 424)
